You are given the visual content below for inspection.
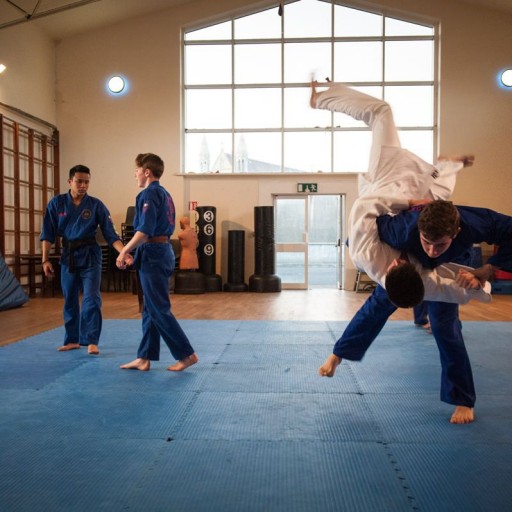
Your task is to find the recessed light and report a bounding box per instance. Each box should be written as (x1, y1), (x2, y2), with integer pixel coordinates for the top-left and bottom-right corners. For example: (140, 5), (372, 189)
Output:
(500, 69), (512, 88)
(107, 75), (125, 93)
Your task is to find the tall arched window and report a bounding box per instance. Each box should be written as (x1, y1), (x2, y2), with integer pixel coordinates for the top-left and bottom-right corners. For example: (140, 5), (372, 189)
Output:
(183, 0), (437, 174)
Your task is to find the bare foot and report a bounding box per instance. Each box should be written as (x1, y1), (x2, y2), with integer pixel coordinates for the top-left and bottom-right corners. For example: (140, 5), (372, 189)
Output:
(450, 406), (474, 424)
(415, 323), (432, 334)
(318, 354), (342, 377)
(57, 343), (80, 351)
(168, 353), (198, 372)
(88, 344), (99, 355)
(120, 358), (150, 371)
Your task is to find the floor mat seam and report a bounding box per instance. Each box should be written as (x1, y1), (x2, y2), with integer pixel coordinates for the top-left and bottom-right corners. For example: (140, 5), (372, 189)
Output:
(349, 363), (422, 512)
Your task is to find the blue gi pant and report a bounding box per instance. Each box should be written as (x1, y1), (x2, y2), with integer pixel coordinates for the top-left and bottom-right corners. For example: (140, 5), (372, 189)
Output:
(333, 285), (475, 407)
(428, 301), (475, 407)
(413, 301), (430, 325)
(136, 243), (194, 361)
(61, 262), (102, 346)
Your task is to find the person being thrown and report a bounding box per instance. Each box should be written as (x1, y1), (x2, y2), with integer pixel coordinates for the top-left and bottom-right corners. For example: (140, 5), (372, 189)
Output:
(311, 80), (490, 424)
(311, 80), (488, 305)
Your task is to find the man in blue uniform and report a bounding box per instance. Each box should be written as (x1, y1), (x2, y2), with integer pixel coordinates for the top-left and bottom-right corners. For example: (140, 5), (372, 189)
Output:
(116, 153), (198, 372)
(41, 164), (124, 355)
(377, 199), (512, 423)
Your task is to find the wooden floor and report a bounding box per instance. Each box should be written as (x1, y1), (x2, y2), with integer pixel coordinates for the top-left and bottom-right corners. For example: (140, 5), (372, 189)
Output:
(2, 289), (512, 346)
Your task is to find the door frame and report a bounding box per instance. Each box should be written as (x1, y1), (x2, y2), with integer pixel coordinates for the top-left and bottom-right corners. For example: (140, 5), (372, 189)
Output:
(273, 193), (345, 290)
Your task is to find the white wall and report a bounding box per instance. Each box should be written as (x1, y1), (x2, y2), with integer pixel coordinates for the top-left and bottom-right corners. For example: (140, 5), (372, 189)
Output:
(2, 0), (512, 287)
(0, 23), (56, 125)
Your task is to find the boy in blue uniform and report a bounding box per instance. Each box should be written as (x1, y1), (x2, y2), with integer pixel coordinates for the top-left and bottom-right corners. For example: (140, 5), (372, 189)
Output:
(41, 164), (124, 354)
(377, 200), (512, 423)
(117, 153), (198, 372)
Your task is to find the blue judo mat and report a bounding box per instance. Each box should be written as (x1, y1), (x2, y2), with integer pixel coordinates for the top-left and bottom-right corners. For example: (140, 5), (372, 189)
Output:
(1, 319), (512, 511)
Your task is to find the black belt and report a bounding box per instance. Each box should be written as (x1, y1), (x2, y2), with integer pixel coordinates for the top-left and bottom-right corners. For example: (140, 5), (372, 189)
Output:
(62, 238), (97, 272)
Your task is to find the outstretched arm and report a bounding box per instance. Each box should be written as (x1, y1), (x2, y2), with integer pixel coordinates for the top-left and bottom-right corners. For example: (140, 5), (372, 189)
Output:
(422, 263), (492, 304)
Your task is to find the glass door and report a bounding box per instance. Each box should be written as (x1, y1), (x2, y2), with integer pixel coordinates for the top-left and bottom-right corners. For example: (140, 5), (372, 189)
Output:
(274, 195), (345, 290)
(308, 195), (344, 289)
(274, 197), (308, 289)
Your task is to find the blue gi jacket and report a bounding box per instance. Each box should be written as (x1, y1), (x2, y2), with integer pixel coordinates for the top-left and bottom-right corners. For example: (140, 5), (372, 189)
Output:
(377, 206), (512, 272)
(133, 181), (176, 238)
(40, 191), (120, 269)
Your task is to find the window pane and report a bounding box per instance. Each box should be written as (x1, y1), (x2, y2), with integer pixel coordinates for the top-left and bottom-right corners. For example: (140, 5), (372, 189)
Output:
(184, 133), (233, 173)
(276, 198), (305, 243)
(284, 132), (331, 173)
(385, 17), (434, 36)
(284, 42), (331, 84)
(385, 86), (434, 127)
(185, 45), (232, 85)
(235, 132), (282, 172)
(276, 253), (306, 283)
(284, 0), (332, 38)
(4, 182), (14, 203)
(19, 133), (29, 154)
(19, 159), (29, 181)
(185, 89), (232, 129)
(398, 130), (434, 163)
(235, 88), (281, 129)
(284, 87), (331, 128)
(234, 43), (281, 84)
(235, 7), (280, 39)
(309, 195), (339, 243)
(385, 41), (434, 82)
(34, 189), (42, 210)
(20, 210), (30, 231)
(335, 5), (382, 37)
(34, 163), (42, 185)
(333, 131), (372, 172)
(183, 1), (436, 173)
(185, 21), (231, 41)
(334, 42), (383, 82)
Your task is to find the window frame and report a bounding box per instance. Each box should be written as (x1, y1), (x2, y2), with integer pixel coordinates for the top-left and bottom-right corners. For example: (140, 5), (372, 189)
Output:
(182, 0), (439, 174)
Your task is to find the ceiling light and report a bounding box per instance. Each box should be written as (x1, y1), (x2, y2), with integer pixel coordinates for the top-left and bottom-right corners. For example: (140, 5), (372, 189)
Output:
(500, 69), (512, 88)
(107, 75), (126, 94)
(0, 64), (6, 74)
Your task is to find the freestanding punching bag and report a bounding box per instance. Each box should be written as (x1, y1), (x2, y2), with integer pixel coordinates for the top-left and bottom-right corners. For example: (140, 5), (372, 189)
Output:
(224, 230), (248, 292)
(249, 206), (281, 292)
(196, 206), (222, 292)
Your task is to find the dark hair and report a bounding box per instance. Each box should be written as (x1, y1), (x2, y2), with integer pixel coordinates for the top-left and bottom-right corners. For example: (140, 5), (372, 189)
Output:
(137, 153), (164, 179)
(418, 200), (460, 240)
(69, 164), (90, 179)
(135, 153), (146, 167)
(385, 262), (425, 308)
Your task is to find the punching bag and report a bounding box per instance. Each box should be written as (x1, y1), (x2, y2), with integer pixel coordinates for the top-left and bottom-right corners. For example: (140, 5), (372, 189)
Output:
(224, 230), (248, 292)
(249, 206), (281, 292)
(196, 205), (222, 292)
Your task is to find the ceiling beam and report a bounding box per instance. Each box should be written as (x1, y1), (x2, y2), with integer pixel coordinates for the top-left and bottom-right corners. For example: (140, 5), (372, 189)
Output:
(0, 0), (101, 30)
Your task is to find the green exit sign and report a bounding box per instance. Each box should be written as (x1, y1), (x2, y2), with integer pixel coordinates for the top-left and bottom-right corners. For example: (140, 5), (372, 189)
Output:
(297, 183), (318, 193)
